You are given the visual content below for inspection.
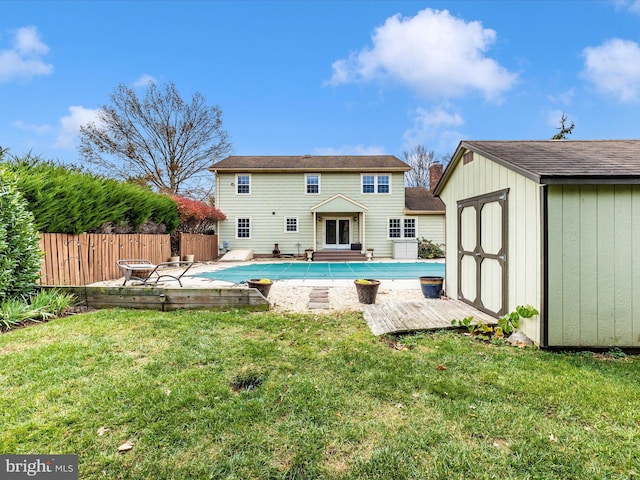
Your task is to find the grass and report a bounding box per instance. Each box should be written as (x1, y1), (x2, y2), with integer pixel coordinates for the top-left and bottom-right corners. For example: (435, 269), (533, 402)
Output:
(1, 309), (639, 479)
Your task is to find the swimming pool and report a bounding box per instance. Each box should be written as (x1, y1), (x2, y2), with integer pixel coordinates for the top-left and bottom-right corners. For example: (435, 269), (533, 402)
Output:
(194, 261), (445, 284)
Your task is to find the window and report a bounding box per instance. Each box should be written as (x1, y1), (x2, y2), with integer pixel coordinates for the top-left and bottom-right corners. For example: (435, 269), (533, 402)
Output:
(362, 175), (375, 193)
(388, 218), (417, 239)
(236, 174), (251, 194)
(389, 218), (401, 238)
(403, 218), (416, 238)
(236, 217), (251, 238)
(377, 175), (390, 193)
(306, 174), (320, 194)
(284, 217), (298, 233)
(362, 174), (390, 194)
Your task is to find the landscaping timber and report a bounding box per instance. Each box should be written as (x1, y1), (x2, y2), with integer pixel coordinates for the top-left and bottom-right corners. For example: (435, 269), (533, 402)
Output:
(43, 286), (270, 312)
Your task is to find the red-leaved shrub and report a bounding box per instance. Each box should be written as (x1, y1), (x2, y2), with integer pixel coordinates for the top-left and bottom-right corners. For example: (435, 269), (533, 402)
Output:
(171, 195), (226, 234)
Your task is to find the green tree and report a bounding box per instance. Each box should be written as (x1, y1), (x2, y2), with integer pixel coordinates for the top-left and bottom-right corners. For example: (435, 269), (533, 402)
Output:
(0, 157), (42, 298)
(79, 82), (231, 197)
(551, 112), (575, 140)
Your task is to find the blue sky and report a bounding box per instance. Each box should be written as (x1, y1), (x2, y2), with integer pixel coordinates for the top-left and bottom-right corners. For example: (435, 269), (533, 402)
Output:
(2, 0), (640, 165)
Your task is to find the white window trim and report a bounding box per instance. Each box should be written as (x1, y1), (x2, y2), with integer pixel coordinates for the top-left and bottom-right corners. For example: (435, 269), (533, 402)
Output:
(387, 217), (417, 239)
(236, 216), (252, 239)
(284, 216), (299, 233)
(305, 173), (321, 195)
(235, 173), (252, 195)
(361, 173), (391, 194)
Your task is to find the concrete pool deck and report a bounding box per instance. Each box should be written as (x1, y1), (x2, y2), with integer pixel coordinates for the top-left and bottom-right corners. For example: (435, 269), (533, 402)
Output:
(90, 258), (499, 335)
(91, 258), (445, 314)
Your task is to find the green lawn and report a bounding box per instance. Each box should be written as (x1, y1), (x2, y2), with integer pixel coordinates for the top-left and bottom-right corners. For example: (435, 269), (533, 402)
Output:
(1, 309), (639, 479)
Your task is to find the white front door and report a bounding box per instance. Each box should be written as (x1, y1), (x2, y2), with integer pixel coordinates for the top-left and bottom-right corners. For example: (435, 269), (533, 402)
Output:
(324, 218), (351, 249)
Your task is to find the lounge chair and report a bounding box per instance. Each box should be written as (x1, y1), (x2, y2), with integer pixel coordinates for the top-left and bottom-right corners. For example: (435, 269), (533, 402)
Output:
(116, 259), (194, 287)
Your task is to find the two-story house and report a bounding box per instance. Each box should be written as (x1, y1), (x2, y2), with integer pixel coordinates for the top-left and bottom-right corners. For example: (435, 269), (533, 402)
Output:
(211, 155), (444, 259)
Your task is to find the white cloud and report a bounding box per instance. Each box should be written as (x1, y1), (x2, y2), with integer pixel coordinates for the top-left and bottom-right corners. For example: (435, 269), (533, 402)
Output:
(613, 0), (640, 14)
(582, 38), (640, 102)
(12, 120), (51, 135)
(314, 145), (387, 155)
(0, 26), (53, 83)
(403, 106), (465, 154)
(133, 74), (158, 88)
(54, 106), (100, 149)
(547, 88), (575, 106)
(326, 8), (517, 101)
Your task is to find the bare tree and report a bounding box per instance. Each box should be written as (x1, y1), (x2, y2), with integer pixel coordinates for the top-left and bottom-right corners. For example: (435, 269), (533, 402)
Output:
(551, 112), (575, 140)
(79, 82), (231, 197)
(404, 145), (436, 188)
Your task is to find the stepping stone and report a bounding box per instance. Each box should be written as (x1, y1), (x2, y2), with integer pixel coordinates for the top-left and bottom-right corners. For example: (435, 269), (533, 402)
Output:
(309, 287), (330, 309)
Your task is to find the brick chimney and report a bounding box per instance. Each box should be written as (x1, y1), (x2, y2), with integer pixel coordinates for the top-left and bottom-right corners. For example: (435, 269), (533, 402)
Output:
(429, 163), (443, 193)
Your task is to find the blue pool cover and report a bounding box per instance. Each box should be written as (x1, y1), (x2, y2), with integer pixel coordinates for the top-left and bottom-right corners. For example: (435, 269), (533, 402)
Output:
(193, 261), (445, 284)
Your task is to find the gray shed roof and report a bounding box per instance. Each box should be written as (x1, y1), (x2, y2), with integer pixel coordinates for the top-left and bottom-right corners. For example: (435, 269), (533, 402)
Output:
(435, 140), (640, 194)
(211, 155), (410, 173)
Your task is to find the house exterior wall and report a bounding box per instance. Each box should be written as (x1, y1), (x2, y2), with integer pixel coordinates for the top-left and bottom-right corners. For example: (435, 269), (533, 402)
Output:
(546, 184), (640, 348)
(412, 214), (445, 246)
(215, 170), (411, 257)
(438, 152), (542, 342)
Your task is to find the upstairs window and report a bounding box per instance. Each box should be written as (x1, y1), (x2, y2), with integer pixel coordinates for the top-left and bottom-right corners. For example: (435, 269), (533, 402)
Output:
(362, 175), (375, 193)
(306, 174), (320, 194)
(362, 174), (390, 194)
(377, 175), (390, 193)
(236, 174), (251, 194)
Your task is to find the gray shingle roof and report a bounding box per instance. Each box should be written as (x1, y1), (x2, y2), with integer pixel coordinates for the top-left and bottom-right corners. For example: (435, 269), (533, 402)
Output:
(404, 187), (445, 212)
(459, 140), (640, 185)
(211, 155), (410, 172)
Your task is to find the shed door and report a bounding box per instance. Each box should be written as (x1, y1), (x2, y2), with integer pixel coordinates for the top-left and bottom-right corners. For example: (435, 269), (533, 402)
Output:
(457, 189), (508, 317)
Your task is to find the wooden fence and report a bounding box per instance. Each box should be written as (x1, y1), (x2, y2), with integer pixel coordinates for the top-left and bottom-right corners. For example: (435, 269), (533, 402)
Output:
(39, 233), (218, 286)
(178, 233), (219, 262)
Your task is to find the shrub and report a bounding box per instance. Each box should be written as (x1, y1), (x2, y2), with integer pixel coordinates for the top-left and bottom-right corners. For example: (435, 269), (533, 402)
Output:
(0, 289), (76, 330)
(172, 195), (226, 234)
(418, 237), (445, 259)
(0, 166), (42, 299)
(4, 156), (179, 234)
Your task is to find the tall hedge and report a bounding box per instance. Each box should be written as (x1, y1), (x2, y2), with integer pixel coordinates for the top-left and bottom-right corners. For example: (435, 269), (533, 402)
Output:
(4, 159), (179, 234)
(0, 166), (42, 298)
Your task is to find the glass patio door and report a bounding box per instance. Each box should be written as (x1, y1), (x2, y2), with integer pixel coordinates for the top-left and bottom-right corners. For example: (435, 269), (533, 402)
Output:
(324, 218), (350, 249)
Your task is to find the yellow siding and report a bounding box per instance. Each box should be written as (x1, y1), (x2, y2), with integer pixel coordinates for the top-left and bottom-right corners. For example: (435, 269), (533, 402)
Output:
(415, 214), (445, 246)
(215, 171), (407, 256)
(439, 152), (542, 342)
(547, 185), (640, 347)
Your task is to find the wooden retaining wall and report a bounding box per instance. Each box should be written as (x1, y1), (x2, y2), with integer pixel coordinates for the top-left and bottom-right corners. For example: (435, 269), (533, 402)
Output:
(39, 233), (218, 286)
(47, 286), (269, 312)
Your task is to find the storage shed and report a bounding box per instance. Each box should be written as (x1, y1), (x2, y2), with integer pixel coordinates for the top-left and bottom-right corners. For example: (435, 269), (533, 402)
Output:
(434, 140), (640, 349)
